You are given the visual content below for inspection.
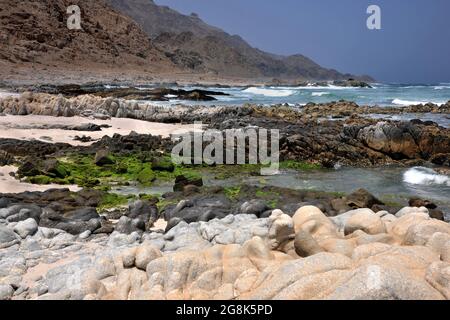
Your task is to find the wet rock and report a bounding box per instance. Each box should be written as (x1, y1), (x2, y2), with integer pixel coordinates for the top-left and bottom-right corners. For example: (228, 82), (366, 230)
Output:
(173, 175), (203, 192)
(345, 189), (384, 209)
(409, 197), (437, 210)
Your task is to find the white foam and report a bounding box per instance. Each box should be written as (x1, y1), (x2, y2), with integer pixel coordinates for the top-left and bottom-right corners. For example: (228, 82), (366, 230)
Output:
(312, 92), (330, 97)
(403, 167), (450, 186)
(392, 99), (445, 106)
(242, 87), (295, 97)
(434, 86), (450, 90)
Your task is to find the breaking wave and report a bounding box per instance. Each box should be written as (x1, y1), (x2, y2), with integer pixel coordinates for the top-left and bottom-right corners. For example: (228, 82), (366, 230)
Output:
(403, 167), (450, 186)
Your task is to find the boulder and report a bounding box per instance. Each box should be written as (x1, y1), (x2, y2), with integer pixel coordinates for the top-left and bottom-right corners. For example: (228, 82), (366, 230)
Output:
(128, 200), (158, 225)
(344, 211), (386, 236)
(0, 284), (14, 300)
(240, 200), (270, 217)
(294, 229), (324, 257)
(292, 206), (338, 240)
(134, 243), (162, 271)
(409, 197), (437, 209)
(396, 206), (429, 218)
(0, 225), (20, 248)
(115, 216), (145, 234)
(94, 149), (114, 166)
(173, 175), (203, 192)
(345, 189), (384, 209)
(13, 218), (38, 238)
(64, 208), (99, 221)
(266, 210), (294, 250)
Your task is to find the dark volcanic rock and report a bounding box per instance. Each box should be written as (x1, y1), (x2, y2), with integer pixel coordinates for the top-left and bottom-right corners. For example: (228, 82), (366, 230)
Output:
(164, 195), (232, 223)
(127, 200), (159, 225)
(94, 149), (114, 166)
(345, 189), (384, 209)
(173, 175), (203, 192)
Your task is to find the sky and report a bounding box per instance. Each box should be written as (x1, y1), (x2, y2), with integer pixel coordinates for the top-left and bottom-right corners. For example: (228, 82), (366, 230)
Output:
(155, 0), (450, 83)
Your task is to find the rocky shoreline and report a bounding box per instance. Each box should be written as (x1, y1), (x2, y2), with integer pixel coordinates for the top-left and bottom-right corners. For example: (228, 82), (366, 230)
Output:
(0, 90), (449, 300)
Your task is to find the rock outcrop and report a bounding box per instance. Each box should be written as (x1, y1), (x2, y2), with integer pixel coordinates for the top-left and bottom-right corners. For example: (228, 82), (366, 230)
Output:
(1, 203), (449, 300)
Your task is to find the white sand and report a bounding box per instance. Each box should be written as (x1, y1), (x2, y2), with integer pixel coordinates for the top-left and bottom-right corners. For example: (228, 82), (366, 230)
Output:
(0, 90), (19, 99)
(0, 115), (197, 146)
(0, 165), (81, 193)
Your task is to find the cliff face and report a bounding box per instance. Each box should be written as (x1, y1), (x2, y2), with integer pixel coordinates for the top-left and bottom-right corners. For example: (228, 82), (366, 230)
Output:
(0, 0), (178, 75)
(108, 0), (372, 81)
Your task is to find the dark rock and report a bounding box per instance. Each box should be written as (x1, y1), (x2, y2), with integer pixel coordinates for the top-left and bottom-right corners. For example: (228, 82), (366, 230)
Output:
(43, 159), (69, 178)
(127, 200), (158, 224)
(0, 198), (11, 209)
(0, 150), (14, 166)
(0, 226), (19, 248)
(93, 220), (115, 234)
(182, 185), (200, 196)
(173, 175), (203, 192)
(345, 189), (384, 209)
(151, 157), (175, 172)
(409, 197), (437, 210)
(239, 199), (269, 217)
(1, 204), (42, 223)
(330, 198), (352, 214)
(17, 160), (41, 177)
(94, 149), (114, 166)
(165, 217), (182, 233)
(74, 135), (94, 143)
(164, 195), (231, 223)
(429, 209), (445, 221)
(115, 216), (145, 234)
(63, 207), (99, 221)
(39, 207), (101, 235)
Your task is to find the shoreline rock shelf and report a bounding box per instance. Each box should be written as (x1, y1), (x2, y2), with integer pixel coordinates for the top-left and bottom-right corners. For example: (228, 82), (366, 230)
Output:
(0, 203), (448, 300)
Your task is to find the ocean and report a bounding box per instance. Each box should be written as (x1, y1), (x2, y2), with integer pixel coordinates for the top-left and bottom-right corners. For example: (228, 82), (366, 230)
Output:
(172, 83), (450, 107)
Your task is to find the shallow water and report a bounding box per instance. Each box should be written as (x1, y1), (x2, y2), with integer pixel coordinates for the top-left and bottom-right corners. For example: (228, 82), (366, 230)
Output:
(114, 166), (450, 220)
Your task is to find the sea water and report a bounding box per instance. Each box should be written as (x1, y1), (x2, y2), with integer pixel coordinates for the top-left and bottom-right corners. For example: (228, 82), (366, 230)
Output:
(159, 83), (450, 107)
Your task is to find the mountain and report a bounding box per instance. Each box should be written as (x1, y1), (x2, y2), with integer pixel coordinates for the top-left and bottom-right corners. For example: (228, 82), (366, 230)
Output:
(107, 0), (372, 81)
(0, 0), (178, 79)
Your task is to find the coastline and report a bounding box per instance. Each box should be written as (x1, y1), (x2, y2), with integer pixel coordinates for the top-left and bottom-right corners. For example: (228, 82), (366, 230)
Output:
(0, 85), (449, 301)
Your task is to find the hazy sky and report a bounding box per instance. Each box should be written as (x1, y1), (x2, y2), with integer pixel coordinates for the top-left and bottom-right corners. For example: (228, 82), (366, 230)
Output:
(155, 0), (450, 83)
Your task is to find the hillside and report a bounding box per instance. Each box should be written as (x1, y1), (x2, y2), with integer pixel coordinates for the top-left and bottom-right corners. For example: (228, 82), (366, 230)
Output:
(108, 0), (371, 81)
(0, 0), (179, 82)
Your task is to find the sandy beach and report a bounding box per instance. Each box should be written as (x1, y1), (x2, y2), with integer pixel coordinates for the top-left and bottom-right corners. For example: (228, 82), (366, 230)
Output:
(0, 114), (196, 146)
(0, 165), (81, 193)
